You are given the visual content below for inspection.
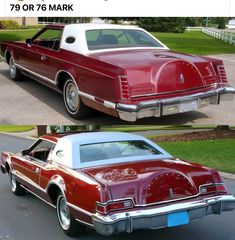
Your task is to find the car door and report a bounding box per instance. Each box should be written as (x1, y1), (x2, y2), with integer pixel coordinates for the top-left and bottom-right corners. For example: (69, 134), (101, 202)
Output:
(15, 139), (55, 197)
(18, 27), (63, 83)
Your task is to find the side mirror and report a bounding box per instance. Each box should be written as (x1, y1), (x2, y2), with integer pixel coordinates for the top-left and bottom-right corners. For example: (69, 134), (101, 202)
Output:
(21, 149), (29, 156)
(26, 38), (32, 46)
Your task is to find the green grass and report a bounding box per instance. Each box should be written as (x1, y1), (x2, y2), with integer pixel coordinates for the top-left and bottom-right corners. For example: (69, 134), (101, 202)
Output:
(0, 30), (38, 41)
(153, 31), (235, 55)
(158, 139), (235, 174)
(0, 125), (34, 133)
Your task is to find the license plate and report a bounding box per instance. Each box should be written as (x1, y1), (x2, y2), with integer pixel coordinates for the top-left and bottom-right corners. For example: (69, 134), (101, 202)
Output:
(167, 211), (189, 227)
(179, 100), (198, 113)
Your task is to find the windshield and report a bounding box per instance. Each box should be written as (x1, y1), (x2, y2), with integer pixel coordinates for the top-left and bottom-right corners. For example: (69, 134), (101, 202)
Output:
(86, 29), (164, 50)
(80, 140), (162, 163)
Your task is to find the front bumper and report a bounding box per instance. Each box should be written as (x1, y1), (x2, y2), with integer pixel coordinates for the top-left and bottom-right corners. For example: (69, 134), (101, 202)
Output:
(92, 195), (235, 236)
(116, 86), (235, 121)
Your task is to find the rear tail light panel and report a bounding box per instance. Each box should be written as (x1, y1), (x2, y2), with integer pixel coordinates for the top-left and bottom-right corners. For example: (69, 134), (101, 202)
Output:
(200, 183), (227, 195)
(217, 65), (228, 83)
(96, 199), (134, 215)
(119, 76), (131, 100)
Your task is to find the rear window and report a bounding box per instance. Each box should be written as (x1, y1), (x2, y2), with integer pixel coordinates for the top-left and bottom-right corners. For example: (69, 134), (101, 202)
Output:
(86, 29), (163, 50)
(80, 140), (162, 163)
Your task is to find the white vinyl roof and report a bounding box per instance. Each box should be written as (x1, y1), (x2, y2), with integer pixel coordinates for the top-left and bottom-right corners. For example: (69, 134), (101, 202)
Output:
(49, 132), (173, 169)
(60, 23), (168, 55)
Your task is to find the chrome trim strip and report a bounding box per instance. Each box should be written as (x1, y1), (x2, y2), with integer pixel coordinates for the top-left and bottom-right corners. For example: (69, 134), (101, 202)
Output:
(67, 202), (92, 216)
(20, 185), (56, 208)
(75, 218), (94, 228)
(132, 84), (217, 98)
(15, 64), (56, 85)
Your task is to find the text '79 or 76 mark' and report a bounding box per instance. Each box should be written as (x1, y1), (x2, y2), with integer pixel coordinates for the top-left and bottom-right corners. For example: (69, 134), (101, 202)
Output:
(10, 4), (74, 12)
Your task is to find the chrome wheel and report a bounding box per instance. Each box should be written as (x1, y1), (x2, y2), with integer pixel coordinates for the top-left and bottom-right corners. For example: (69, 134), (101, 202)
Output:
(10, 172), (17, 192)
(9, 57), (17, 79)
(57, 195), (71, 230)
(65, 82), (79, 113)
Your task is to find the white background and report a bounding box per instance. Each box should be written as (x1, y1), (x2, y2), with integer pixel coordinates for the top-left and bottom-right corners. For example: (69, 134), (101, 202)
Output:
(0, 0), (234, 17)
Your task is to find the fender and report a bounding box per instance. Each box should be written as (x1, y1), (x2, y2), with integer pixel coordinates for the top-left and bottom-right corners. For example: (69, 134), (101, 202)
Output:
(46, 174), (66, 196)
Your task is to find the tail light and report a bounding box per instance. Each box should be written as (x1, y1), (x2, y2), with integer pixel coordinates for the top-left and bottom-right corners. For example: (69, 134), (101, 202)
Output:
(119, 76), (131, 100)
(217, 65), (228, 83)
(200, 183), (227, 195)
(96, 199), (133, 215)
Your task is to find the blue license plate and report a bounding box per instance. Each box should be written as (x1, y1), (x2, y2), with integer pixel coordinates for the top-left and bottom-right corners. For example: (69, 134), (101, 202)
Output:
(167, 211), (189, 227)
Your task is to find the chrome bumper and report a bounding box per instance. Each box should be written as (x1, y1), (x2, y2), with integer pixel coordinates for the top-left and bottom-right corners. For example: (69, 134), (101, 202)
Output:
(116, 86), (235, 122)
(92, 195), (235, 236)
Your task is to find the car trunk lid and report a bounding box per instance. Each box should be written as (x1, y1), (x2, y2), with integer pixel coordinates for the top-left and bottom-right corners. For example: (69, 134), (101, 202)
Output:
(82, 159), (214, 205)
(90, 49), (218, 97)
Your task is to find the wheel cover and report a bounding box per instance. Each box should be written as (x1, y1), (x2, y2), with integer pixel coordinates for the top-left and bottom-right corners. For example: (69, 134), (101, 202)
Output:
(9, 58), (17, 79)
(65, 82), (79, 112)
(57, 195), (71, 230)
(10, 173), (17, 192)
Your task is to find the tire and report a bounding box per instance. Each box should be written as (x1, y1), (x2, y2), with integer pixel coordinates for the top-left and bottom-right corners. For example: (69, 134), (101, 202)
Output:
(9, 56), (23, 81)
(9, 171), (26, 196)
(56, 193), (84, 237)
(63, 78), (93, 119)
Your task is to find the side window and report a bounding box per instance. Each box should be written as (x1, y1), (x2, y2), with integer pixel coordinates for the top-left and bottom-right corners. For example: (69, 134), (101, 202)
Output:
(32, 28), (62, 51)
(28, 140), (55, 163)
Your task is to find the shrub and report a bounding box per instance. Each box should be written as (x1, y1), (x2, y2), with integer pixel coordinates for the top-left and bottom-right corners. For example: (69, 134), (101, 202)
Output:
(0, 20), (19, 30)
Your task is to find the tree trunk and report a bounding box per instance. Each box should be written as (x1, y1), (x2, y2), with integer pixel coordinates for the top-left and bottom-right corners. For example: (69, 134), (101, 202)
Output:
(36, 125), (47, 137)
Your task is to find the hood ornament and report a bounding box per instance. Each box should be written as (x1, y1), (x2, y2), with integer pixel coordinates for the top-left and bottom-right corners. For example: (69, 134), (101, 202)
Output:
(179, 74), (185, 84)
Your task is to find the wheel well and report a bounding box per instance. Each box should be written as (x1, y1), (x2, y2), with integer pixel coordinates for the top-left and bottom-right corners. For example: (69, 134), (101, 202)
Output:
(5, 51), (11, 64)
(5, 162), (10, 174)
(47, 184), (62, 206)
(56, 71), (72, 92)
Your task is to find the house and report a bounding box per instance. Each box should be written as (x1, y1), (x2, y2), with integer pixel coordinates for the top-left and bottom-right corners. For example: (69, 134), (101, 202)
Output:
(227, 19), (235, 29)
(0, 17), (38, 26)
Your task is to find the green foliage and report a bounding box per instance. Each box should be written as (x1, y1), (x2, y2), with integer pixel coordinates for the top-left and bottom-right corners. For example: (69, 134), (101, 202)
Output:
(137, 18), (186, 33)
(0, 20), (19, 30)
(217, 17), (226, 29)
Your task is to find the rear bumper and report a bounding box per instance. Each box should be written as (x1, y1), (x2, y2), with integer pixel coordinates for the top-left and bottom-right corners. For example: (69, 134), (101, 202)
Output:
(92, 195), (235, 236)
(116, 86), (235, 121)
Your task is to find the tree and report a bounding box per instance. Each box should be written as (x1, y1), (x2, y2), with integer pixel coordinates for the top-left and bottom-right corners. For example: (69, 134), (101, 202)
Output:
(137, 18), (186, 33)
(216, 17), (226, 29)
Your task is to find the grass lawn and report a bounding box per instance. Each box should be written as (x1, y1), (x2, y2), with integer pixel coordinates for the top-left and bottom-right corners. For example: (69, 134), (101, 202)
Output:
(0, 30), (38, 42)
(158, 139), (235, 174)
(0, 125), (34, 133)
(153, 31), (235, 55)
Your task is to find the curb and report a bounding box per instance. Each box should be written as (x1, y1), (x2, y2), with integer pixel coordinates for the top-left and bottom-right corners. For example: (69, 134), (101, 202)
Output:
(0, 131), (37, 141)
(219, 171), (235, 180)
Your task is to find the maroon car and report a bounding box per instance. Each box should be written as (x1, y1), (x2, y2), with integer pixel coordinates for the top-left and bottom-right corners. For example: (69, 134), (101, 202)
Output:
(0, 24), (234, 121)
(1, 132), (235, 236)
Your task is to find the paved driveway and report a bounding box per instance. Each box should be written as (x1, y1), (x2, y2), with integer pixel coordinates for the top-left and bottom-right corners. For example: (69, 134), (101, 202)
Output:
(0, 134), (235, 240)
(0, 54), (234, 125)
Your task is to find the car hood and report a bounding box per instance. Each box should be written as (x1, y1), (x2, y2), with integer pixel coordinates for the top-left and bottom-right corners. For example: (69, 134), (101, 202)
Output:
(82, 158), (215, 205)
(89, 49), (220, 97)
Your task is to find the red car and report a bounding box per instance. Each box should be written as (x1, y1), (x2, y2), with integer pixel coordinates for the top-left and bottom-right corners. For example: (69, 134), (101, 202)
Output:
(1, 132), (235, 236)
(0, 24), (235, 122)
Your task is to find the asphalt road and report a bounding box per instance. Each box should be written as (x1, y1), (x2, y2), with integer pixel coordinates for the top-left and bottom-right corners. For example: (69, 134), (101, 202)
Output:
(0, 53), (235, 125)
(0, 134), (235, 240)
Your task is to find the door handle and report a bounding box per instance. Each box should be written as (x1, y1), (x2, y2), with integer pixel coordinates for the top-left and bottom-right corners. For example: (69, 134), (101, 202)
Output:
(41, 55), (47, 61)
(35, 167), (40, 174)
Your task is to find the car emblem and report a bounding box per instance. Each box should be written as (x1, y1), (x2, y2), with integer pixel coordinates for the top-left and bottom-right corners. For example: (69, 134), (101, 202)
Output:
(169, 188), (174, 198)
(179, 74), (185, 83)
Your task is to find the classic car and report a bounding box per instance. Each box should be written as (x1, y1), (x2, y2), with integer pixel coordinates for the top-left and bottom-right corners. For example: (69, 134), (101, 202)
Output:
(1, 132), (235, 236)
(0, 24), (234, 122)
